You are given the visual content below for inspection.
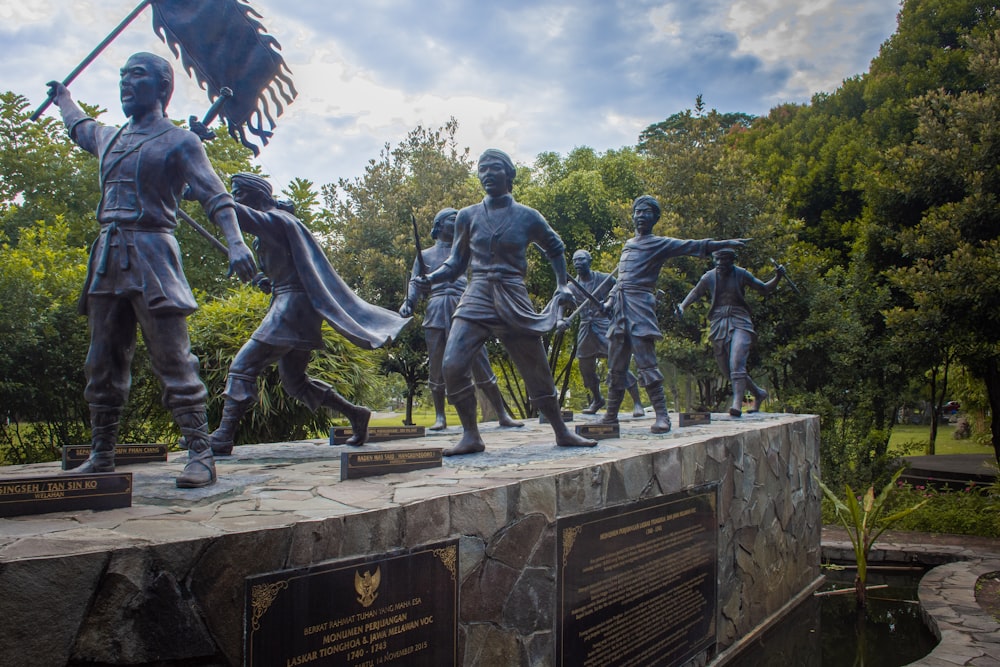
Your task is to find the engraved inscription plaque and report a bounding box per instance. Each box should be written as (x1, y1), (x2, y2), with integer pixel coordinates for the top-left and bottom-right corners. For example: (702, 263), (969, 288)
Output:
(575, 424), (619, 440)
(246, 541), (458, 667)
(62, 443), (168, 469)
(0, 472), (132, 517)
(331, 425), (425, 445)
(557, 486), (718, 667)
(340, 449), (442, 481)
(679, 412), (711, 427)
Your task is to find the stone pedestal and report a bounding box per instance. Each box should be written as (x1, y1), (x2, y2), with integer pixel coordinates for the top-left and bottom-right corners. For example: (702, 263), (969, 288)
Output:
(0, 413), (820, 666)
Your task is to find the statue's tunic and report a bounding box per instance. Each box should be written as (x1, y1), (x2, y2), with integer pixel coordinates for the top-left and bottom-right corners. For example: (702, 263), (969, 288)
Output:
(234, 204), (409, 351)
(441, 194), (564, 334)
(686, 267), (758, 344)
(406, 241), (466, 330)
(608, 235), (710, 340)
(67, 112), (231, 316)
(569, 270), (615, 359)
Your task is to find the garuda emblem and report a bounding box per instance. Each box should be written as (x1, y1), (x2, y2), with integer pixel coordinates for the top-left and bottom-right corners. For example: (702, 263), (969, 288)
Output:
(355, 567), (381, 608)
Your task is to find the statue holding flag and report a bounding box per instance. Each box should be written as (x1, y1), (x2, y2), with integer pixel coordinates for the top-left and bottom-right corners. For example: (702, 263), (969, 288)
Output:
(47, 53), (257, 488)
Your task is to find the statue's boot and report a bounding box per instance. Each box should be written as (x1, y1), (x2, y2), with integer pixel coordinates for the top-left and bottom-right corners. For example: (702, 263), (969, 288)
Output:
(481, 382), (523, 427)
(627, 383), (646, 418)
(73, 406), (119, 473)
(580, 378), (605, 415)
(208, 397), (252, 456)
(729, 376), (747, 418)
(324, 391), (371, 446)
(175, 408), (216, 489)
(534, 394), (596, 448)
(598, 388), (624, 425)
(428, 388), (447, 431)
(444, 389), (485, 456)
(747, 378), (768, 413)
(646, 382), (672, 434)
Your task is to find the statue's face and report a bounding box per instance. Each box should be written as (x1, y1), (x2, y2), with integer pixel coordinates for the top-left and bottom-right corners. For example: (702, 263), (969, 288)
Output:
(632, 203), (659, 235)
(120, 56), (164, 118)
(573, 254), (592, 273)
(714, 253), (735, 273)
(439, 213), (457, 243)
(478, 158), (510, 197)
(232, 182), (267, 208)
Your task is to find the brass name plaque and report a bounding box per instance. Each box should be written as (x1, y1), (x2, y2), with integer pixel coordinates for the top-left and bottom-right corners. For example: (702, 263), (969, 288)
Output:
(557, 486), (718, 667)
(62, 443), (168, 470)
(575, 424), (619, 440)
(340, 448), (443, 481)
(0, 472), (132, 517)
(679, 412), (712, 427)
(330, 425), (425, 445)
(245, 541), (458, 667)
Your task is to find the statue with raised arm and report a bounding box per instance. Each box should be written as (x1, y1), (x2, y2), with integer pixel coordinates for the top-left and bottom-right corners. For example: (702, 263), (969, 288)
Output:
(206, 174), (410, 452)
(400, 208), (522, 431)
(563, 250), (644, 417)
(415, 149), (596, 455)
(602, 195), (748, 433)
(676, 248), (783, 416)
(47, 52), (257, 488)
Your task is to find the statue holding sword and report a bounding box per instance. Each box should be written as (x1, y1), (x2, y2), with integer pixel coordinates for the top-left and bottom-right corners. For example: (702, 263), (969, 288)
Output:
(676, 248), (787, 417)
(557, 250), (645, 417)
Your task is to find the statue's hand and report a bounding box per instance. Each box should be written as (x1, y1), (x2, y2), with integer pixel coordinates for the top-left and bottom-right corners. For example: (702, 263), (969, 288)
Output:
(556, 318), (570, 333)
(412, 274), (432, 289)
(774, 264), (787, 277)
(399, 300), (413, 318)
(602, 298), (614, 318)
(227, 240), (258, 283)
(46, 81), (69, 105)
(555, 284), (576, 308)
(189, 115), (216, 142)
(675, 304), (685, 318)
(252, 273), (272, 294)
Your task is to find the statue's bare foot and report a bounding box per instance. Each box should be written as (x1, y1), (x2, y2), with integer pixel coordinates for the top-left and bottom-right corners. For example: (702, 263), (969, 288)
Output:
(345, 406), (372, 446)
(498, 413), (524, 428)
(443, 435), (486, 456)
(556, 432), (597, 448)
(429, 414), (447, 430)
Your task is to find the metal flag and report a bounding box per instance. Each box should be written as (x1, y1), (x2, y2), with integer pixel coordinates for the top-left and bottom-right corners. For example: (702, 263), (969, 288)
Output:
(150, 0), (297, 155)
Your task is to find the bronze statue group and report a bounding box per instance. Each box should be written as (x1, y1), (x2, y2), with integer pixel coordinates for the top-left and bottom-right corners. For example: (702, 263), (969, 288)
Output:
(49, 53), (785, 490)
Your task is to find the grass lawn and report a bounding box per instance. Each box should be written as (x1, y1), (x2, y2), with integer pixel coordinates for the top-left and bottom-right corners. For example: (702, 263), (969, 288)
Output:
(889, 422), (993, 455)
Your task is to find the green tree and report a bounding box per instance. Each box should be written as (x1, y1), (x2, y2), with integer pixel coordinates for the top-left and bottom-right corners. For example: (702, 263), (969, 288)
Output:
(876, 17), (1000, 462)
(319, 119), (480, 422)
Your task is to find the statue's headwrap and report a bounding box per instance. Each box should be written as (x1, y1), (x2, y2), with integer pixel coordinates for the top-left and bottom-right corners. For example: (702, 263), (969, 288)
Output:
(712, 248), (737, 260)
(231, 172), (273, 198)
(431, 208), (459, 239)
(128, 52), (174, 111)
(632, 195), (662, 220)
(572, 249), (592, 262)
(479, 148), (516, 192)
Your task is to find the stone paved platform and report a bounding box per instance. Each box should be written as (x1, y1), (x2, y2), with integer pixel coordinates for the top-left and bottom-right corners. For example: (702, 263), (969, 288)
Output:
(0, 411), (792, 562)
(822, 527), (1000, 666)
(0, 413), (792, 564)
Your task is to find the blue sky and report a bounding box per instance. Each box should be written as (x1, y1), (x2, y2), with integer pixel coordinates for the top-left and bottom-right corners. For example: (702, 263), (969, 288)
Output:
(1, 0), (900, 192)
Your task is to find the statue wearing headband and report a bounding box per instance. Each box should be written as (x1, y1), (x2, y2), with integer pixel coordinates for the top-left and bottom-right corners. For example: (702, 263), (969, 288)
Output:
(415, 149), (597, 455)
(400, 207), (523, 431)
(562, 250), (645, 417)
(602, 195), (748, 432)
(46, 53), (258, 488)
(207, 173), (410, 452)
(677, 248), (784, 416)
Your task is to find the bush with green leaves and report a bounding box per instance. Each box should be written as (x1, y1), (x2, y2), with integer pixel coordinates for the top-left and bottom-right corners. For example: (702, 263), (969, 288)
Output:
(189, 285), (382, 446)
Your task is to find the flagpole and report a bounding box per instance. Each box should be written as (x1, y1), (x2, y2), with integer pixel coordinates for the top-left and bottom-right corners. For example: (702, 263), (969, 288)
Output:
(30, 0), (154, 121)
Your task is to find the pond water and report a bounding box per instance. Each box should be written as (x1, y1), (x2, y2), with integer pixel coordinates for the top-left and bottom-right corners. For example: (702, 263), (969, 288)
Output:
(729, 566), (938, 666)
